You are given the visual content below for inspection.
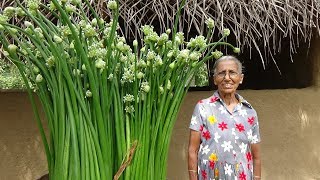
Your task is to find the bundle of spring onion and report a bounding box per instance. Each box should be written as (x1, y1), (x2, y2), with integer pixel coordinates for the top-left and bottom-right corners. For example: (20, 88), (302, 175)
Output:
(0, 0), (238, 179)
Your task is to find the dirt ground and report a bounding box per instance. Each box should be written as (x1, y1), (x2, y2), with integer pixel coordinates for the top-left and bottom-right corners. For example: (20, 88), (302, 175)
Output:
(1, 88), (320, 180)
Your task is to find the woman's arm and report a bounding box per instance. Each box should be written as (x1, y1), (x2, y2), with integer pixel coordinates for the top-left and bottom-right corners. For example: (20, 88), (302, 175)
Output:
(251, 143), (261, 179)
(188, 130), (201, 180)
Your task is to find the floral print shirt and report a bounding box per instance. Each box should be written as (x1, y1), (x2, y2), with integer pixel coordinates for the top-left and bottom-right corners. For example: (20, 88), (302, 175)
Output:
(189, 91), (261, 180)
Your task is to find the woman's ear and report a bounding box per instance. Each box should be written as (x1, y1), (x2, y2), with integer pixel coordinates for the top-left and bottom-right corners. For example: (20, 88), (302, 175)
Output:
(240, 74), (244, 84)
(213, 76), (217, 85)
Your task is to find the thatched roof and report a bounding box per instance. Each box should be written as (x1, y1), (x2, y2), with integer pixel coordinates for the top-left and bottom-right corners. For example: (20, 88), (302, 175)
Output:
(1, 0), (320, 69)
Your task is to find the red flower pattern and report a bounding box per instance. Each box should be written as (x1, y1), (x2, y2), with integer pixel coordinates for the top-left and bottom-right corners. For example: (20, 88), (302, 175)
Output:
(200, 125), (204, 132)
(202, 130), (211, 140)
(218, 122), (228, 131)
(248, 117), (254, 125)
(201, 169), (207, 180)
(198, 100), (203, 104)
(246, 152), (252, 162)
(236, 123), (245, 132)
(239, 171), (246, 180)
(209, 96), (219, 103)
(209, 161), (215, 170)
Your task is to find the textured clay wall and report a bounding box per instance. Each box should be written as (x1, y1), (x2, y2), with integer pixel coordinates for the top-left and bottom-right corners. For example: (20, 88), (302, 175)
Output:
(1, 88), (320, 180)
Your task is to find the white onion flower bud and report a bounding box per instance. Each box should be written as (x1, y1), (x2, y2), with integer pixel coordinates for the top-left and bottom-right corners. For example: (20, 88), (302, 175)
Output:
(3, 51), (9, 56)
(141, 82), (150, 93)
(166, 29), (171, 34)
(212, 50), (223, 59)
(141, 25), (154, 36)
(86, 90), (92, 97)
(133, 40), (138, 47)
(24, 21), (33, 28)
(33, 66), (40, 73)
(53, 35), (63, 43)
(8, 44), (18, 53)
(123, 94), (135, 102)
(169, 62), (175, 69)
(0, 14), (9, 23)
(91, 18), (98, 26)
(205, 18), (215, 29)
(223, 28), (230, 36)
(189, 52), (201, 61)
(167, 80), (171, 90)
(81, 64), (86, 71)
(36, 74), (43, 83)
(95, 59), (106, 69)
(107, 0), (118, 10)
(4, 7), (16, 18)
(125, 105), (135, 114)
(233, 48), (240, 53)
(137, 72), (144, 79)
(159, 86), (164, 94)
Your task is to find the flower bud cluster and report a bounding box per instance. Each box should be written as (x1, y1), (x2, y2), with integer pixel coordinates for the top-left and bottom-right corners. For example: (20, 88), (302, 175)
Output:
(141, 81), (150, 93)
(123, 94), (135, 103)
(187, 36), (207, 49)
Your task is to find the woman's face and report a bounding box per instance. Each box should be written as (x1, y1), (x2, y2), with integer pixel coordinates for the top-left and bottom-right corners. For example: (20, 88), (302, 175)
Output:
(213, 59), (243, 95)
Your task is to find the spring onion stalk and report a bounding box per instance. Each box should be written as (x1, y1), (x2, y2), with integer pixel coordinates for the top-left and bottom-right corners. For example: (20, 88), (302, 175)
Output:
(0, 0), (238, 179)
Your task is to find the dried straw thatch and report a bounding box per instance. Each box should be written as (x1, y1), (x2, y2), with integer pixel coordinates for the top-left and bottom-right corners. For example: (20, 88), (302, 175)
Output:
(1, 0), (320, 69)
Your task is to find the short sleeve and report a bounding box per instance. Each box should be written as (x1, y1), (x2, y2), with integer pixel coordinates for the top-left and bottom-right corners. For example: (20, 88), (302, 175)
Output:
(189, 103), (203, 131)
(250, 114), (261, 144)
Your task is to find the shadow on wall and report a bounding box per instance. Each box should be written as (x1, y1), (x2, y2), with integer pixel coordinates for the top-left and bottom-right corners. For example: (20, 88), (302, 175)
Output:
(168, 88), (320, 180)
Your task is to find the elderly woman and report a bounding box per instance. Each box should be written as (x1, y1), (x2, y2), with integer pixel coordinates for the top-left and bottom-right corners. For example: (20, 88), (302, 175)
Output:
(188, 56), (261, 180)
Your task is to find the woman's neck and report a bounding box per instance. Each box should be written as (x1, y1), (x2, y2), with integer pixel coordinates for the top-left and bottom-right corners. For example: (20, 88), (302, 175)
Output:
(218, 91), (238, 106)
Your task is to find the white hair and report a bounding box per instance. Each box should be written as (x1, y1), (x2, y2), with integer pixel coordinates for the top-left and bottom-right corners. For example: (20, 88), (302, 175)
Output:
(213, 55), (243, 75)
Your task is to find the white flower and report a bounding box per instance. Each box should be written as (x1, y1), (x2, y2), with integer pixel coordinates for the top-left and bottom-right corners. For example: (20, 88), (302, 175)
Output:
(123, 94), (134, 102)
(202, 159), (208, 165)
(191, 116), (197, 125)
(240, 142), (247, 154)
(224, 163), (233, 176)
(214, 132), (221, 143)
(239, 108), (247, 117)
(218, 105), (227, 114)
(201, 145), (210, 154)
(125, 105), (135, 114)
(108, 73), (114, 80)
(46, 56), (55, 67)
(221, 141), (233, 152)
(199, 105), (206, 117)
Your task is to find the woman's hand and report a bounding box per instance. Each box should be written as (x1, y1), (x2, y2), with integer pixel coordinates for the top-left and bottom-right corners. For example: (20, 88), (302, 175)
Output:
(251, 143), (261, 179)
(188, 130), (201, 180)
